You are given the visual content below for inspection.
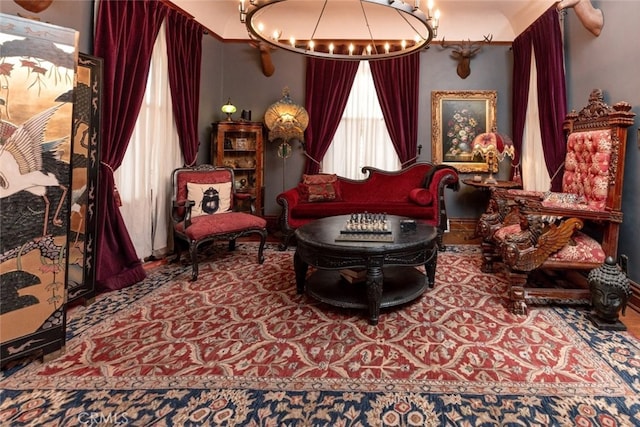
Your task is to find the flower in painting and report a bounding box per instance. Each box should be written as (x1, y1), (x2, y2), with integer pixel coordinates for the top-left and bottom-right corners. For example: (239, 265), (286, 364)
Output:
(445, 108), (481, 156)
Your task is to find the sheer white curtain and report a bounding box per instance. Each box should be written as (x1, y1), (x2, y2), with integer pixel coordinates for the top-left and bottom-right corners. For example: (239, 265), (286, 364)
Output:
(521, 46), (550, 191)
(115, 21), (183, 259)
(322, 61), (400, 180)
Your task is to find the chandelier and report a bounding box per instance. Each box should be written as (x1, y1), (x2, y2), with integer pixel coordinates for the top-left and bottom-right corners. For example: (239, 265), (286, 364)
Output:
(239, 0), (440, 60)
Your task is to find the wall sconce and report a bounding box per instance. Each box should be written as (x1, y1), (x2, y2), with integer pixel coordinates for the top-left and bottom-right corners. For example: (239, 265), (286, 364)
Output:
(221, 98), (237, 121)
(471, 132), (515, 184)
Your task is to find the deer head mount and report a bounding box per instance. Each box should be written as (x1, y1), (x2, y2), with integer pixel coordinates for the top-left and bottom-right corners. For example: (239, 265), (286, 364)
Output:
(440, 34), (492, 79)
(249, 38), (276, 77)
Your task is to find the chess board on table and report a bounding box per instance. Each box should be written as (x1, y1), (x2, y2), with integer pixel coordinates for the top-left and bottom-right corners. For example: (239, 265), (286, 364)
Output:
(335, 213), (394, 242)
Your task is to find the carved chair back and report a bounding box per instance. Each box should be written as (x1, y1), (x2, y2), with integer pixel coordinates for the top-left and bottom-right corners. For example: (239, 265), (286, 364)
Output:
(554, 89), (635, 257)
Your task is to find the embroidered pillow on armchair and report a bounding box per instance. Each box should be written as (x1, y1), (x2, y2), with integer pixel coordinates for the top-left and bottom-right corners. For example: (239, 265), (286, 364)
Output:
(187, 182), (232, 217)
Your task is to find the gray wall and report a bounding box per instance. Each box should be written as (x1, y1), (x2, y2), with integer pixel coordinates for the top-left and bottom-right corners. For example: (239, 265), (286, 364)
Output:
(208, 42), (513, 219)
(563, 0), (640, 282)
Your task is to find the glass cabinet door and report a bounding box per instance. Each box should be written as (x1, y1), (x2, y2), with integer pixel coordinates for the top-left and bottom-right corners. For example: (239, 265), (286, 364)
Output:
(213, 121), (264, 215)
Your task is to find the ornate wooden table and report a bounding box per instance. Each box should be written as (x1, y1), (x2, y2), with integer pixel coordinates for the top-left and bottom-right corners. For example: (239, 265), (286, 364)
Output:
(293, 215), (439, 325)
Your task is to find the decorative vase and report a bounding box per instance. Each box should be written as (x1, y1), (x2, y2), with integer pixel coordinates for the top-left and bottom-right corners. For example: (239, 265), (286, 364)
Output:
(587, 256), (632, 331)
(458, 142), (470, 153)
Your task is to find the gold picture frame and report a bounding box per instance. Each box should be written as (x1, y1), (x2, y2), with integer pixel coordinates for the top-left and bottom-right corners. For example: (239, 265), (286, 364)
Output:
(431, 90), (497, 173)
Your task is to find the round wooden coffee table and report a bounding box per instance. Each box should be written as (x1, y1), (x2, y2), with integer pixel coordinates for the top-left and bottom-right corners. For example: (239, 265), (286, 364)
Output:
(293, 215), (439, 325)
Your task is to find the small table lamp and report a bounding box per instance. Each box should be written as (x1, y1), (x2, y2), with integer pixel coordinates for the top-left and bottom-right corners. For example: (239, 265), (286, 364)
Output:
(221, 98), (237, 121)
(471, 132), (515, 184)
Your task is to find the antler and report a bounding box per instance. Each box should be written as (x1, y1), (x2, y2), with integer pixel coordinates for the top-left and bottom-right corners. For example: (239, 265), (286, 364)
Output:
(439, 34), (492, 79)
(440, 37), (463, 51)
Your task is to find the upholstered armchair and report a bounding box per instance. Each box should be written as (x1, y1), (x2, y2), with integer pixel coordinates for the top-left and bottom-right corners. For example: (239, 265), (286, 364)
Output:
(171, 165), (267, 281)
(477, 90), (635, 315)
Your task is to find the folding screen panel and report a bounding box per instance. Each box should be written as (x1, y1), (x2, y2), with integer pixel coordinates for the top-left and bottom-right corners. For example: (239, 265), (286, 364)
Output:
(67, 53), (102, 304)
(0, 13), (78, 364)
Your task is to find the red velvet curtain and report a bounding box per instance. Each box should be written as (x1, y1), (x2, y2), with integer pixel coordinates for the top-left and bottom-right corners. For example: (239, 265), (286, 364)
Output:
(511, 34), (531, 180)
(93, 0), (167, 291)
(512, 6), (567, 190)
(166, 8), (204, 166)
(304, 58), (358, 174)
(369, 53), (420, 166)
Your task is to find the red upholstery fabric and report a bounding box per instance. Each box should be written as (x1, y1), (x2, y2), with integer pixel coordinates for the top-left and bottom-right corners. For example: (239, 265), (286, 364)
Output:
(561, 129), (612, 211)
(337, 168), (425, 203)
(493, 224), (605, 264)
(302, 173), (338, 185)
(175, 212), (266, 240)
(408, 188), (433, 206)
(541, 192), (598, 213)
(547, 231), (605, 263)
(494, 223), (521, 241)
(291, 201), (435, 219)
(298, 181), (342, 202)
(175, 169), (234, 217)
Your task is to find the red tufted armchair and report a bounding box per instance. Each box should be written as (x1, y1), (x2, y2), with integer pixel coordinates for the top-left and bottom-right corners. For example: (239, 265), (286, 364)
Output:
(171, 165), (267, 281)
(477, 89), (635, 315)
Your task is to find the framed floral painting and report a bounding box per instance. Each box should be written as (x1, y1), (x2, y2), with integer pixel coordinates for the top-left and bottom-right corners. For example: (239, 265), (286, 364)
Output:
(431, 90), (497, 172)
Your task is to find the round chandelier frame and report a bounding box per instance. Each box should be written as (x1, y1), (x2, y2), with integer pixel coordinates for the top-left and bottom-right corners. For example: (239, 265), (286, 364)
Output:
(240, 0), (440, 61)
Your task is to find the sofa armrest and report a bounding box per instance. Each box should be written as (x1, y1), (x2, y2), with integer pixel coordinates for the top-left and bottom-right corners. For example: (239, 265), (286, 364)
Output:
(425, 165), (460, 193)
(424, 165), (460, 231)
(276, 187), (302, 233)
(276, 187), (301, 209)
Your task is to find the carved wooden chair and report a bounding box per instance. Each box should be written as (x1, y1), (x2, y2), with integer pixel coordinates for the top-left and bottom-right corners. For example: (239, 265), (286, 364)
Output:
(171, 165), (267, 281)
(477, 89), (635, 314)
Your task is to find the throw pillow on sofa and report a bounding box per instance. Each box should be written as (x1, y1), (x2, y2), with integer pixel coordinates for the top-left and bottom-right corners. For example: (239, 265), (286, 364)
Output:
(408, 188), (433, 206)
(298, 174), (342, 202)
(187, 182), (232, 217)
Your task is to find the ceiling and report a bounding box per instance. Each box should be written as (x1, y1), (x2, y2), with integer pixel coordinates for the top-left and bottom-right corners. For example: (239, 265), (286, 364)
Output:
(169, 0), (557, 44)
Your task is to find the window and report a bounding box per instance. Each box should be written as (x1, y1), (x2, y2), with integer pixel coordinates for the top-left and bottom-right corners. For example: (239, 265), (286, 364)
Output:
(114, 21), (183, 259)
(322, 61), (401, 179)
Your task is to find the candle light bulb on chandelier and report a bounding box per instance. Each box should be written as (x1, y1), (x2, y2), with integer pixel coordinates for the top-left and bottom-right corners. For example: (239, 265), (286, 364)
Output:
(240, 0), (440, 61)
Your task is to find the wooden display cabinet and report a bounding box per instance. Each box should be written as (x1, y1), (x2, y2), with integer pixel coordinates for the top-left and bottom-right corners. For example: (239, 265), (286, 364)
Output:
(212, 121), (264, 215)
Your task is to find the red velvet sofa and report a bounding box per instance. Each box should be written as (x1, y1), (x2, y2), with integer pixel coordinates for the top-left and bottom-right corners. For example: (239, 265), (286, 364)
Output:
(275, 163), (460, 250)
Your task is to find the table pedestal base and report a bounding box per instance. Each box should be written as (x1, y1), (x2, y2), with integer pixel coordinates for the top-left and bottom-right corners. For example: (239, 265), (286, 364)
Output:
(305, 266), (428, 325)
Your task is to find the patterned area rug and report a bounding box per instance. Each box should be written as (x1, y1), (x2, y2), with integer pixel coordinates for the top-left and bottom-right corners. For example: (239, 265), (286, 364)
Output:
(1, 243), (639, 426)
